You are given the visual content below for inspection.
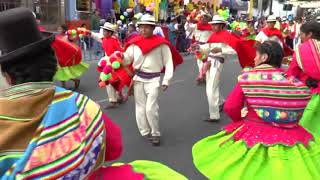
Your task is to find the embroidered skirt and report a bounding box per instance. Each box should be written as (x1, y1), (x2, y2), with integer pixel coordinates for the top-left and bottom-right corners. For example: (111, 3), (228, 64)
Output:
(300, 94), (320, 137)
(192, 128), (320, 179)
(54, 61), (89, 81)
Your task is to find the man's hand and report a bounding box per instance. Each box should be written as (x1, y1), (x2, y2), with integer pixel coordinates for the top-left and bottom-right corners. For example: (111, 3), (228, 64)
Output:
(190, 44), (200, 51)
(161, 85), (168, 91)
(211, 47), (222, 54)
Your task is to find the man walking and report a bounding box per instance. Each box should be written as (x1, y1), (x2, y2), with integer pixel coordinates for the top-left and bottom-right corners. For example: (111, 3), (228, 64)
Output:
(123, 14), (183, 146)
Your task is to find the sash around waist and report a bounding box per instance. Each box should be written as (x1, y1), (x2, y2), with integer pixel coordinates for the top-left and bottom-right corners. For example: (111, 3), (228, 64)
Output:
(207, 55), (225, 63)
(135, 70), (161, 79)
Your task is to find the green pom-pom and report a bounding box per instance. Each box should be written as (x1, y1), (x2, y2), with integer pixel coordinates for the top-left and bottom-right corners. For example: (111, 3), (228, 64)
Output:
(106, 73), (112, 80)
(112, 61), (121, 69)
(71, 29), (77, 35)
(100, 73), (112, 81)
(120, 15), (125, 20)
(100, 73), (108, 81)
(200, 54), (206, 61)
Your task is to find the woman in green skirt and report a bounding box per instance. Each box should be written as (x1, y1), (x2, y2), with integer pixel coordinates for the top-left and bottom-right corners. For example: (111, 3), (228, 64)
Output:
(287, 21), (320, 136)
(193, 41), (320, 180)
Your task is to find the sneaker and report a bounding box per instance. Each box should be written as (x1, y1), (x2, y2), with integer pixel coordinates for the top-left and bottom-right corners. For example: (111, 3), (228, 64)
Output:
(203, 118), (220, 122)
(151, 136), (160, 146)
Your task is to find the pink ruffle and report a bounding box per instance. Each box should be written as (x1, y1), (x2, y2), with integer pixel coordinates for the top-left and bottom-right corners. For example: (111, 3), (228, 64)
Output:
(103, 113), (123, 161)
(88, 164), (145, 180)
(224, 120), (314, 147)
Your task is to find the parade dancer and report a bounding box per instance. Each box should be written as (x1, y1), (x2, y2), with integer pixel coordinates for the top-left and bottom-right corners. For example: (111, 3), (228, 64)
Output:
(255, 15), (293, 56)
(185, 12), (212, 84)
(91, 22), (123, 109)
(192, 41), (320, 179)
(0, 8), (188, 180)
(287, 21), (320, 137)
(122, 14), (183, 146)
(193, 15), (256, 122)
(51, 27), (89, 90)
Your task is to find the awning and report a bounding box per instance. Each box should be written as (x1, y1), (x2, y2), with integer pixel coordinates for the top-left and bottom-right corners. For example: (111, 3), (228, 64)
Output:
(287, 0), (320, 8)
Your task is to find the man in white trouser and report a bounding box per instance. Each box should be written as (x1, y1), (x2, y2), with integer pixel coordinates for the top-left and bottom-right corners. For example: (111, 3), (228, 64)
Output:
(91, 22), (122, 108)
(195, 15), (237, 122)
(123, 14), (175, 146)
(185, 12), (212, 84)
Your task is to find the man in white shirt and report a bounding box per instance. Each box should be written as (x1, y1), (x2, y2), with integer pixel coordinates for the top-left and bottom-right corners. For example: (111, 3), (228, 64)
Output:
(122, 14), (176, 146)
(255, 15), (283, 47)
(185, 12), (212, 84)
(193, 15), (238, 122)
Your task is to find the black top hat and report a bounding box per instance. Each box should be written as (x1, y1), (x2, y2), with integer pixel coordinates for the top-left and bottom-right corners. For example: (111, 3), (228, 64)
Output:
(0, 8), (55, 64)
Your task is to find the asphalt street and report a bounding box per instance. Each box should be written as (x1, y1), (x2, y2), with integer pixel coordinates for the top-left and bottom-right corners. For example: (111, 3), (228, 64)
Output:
(67, 54), (241, 179)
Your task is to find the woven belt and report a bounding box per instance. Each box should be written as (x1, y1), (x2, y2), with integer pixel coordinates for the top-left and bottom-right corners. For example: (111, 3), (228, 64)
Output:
(135, 70), (161, 79)
(207, 55), (225, 63)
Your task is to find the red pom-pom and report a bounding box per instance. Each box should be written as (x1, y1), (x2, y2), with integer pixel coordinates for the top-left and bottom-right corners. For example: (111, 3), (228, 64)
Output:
(103, 65), (112, 74)
(97, 66), (103, 72)
(67, 30), (72, 35)
(99, 81), (106, 88)
(100, 59), (107, 67)
(109, 56), (117, 63)
(114, 51), (122, 58)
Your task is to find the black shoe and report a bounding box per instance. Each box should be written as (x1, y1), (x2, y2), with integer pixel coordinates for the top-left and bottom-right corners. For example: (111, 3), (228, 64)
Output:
(142, 133), (152, 140)
(105, 102), (118, 109)
(219, 103), (225, 112)
(151, 136), (160, 146)
(203, 118), (220, 122)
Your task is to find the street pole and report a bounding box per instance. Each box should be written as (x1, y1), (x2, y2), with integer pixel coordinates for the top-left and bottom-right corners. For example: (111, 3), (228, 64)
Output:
(269, 0), (273, 15)
(213, 0), (216, 15)
(258, 0), (263, 17)
(249, 0), (253, 18)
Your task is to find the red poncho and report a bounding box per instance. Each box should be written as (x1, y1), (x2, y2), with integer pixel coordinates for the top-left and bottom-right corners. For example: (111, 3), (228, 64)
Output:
(207, 30), (256, 68)
(124, 35), (183, 70)
(51, 36), (82, 67)
(197, 22), (212, 31)
(261, 27), (293, 56)
(102, 36), (123, 56)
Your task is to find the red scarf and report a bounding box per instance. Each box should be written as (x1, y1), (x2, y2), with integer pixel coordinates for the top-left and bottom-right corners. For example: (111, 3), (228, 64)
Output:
(51, 36), (82, 67)
(124, 32), (139, 44)
(207, 30), (255, 68)
(261, 27), (283, 41)
(261, 27), (293, 56)
(102, 36), (122, 56)
(197, 22), (212, 31)
(125, 35), (183, 70)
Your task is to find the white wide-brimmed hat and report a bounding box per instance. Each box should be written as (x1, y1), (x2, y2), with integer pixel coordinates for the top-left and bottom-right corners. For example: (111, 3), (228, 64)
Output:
(137, 14), (156, 26)
(209, 15), (227, 24)
(100, 22), (117, 32)
(267, 15), (277, 22)
(281, 16), (287, 22)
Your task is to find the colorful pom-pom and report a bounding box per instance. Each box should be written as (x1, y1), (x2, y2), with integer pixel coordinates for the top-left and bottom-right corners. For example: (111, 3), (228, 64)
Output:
(109, 56), (117, 63)
(103, 65), (112, 74)
(99, 81), (106, 88)
(100, 73), (109, 81)
(114, 51), (122, 58)
(112, 61), (121, 69)
(100, 59), (107, 67)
